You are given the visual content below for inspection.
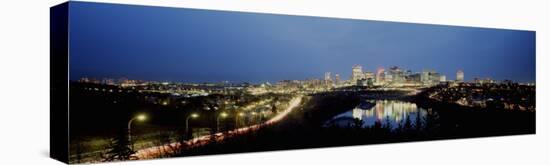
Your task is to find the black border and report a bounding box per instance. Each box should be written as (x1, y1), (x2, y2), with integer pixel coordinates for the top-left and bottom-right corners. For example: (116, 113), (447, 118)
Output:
(50, 2), (69, 164)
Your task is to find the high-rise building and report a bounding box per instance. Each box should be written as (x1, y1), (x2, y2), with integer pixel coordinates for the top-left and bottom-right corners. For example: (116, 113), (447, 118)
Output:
(404, 70), (412, 77)
(389, 66), (404, 83)
(421, 70), (430, 84)
(352, 65), (364, 82)
(389, 66), (401, 74)
(429, 72), (441, 83)
(440, 75), (446, 82)
(335, 74), (341, 85)
(324, 72), (332, 86)
(456, 70), (464, 82)
(422, 69), (442, 85)
(384, 72), (393, 83)
(376, 67), (385, 83)
(324, 72), (331, 81)
(409, 73), (421, 83)
(364, 71), (374, 79)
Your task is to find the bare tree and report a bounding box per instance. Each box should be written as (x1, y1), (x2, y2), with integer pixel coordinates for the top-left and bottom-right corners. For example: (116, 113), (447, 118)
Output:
(100, 130), (136, 162)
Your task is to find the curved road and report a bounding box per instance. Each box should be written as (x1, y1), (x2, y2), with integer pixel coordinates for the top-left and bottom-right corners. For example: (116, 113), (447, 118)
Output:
(134, 95), (303, 159)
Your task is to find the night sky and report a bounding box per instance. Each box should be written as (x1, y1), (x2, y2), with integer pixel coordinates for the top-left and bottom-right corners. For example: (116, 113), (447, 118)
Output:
(68, 2), (535, 83)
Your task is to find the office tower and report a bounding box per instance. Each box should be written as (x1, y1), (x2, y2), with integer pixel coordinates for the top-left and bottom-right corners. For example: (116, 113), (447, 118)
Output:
(324, 72), (332, 86)
(352, 65), (364, 82)
(457, 69), (464, 82)
(335, 73), (341, 85)
(376, 67), (385, 83)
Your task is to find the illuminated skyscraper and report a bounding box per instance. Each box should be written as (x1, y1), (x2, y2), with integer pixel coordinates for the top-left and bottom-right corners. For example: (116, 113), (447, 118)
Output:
(384, 72), (393, 83)
(421, 69), (438, 85)
(364, 71), (374, 79)
(429, 72), (441, 84)
(409, 73), (421, 83)
(440, 75), (446, 82)
(376, 67), (385, 83)
(352, 65), (364, 82)
(456, 70), (464, 82)
(324, 72), (332, 86)
(389, 66), (404, 83)
(335, 73), (341, 85)
(324, 72), (331, 81)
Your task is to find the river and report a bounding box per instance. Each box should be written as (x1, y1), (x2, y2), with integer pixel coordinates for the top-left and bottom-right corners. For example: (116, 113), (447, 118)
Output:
(325, 100), (429, 129)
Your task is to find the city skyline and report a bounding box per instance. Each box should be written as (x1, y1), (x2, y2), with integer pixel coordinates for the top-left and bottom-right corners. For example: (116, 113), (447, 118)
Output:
(53, 2), (536, 163)
(74, 65), (514, 85)
(69, 2), (535, 83)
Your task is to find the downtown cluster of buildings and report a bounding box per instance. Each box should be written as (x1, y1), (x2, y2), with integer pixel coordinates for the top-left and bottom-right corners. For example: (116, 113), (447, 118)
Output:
(80, 64), (534, 97)
(77, 64), (468, 92)
(323, 65), (465, 87)
(76, 63), (535, 94)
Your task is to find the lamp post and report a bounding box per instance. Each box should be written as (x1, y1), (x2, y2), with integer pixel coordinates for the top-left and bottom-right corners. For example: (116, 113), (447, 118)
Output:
(217, 112), (228, 132)
(250, 112), (257, 124)
(236, 112), (245, 128)
(185, 113), (199, 139)
(128, 114), (147, 150)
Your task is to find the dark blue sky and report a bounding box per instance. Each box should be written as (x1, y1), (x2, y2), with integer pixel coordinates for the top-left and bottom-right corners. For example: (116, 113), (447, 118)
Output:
(68, 2), (535, 83)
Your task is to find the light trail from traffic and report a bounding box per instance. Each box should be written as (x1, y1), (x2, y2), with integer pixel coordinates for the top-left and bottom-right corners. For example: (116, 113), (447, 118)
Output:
(134, 95), (303, 159)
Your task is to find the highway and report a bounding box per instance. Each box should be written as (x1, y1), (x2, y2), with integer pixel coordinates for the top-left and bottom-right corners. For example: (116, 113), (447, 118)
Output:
(134, 95), (303, 159)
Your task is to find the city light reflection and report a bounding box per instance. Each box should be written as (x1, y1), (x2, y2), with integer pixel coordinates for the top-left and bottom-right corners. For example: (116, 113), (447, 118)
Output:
(331, 100), (427, 129)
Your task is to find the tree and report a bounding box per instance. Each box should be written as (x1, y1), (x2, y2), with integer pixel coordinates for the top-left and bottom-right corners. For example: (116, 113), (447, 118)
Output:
(423, 108), (441, 135)
(383, 116), (393, 132)
(403, 115), (413, 131)
(372, 120), (383, 136)
(415, 111), (423, 131)
(154, 132), (173, 158)
(175, 128), (188, 155)
(351, 118), (364, 130)
(101, 130), (136, 162)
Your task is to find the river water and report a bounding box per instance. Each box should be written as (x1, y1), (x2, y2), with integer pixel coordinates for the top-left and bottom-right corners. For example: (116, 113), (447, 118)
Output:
(325, 100), (429, 129)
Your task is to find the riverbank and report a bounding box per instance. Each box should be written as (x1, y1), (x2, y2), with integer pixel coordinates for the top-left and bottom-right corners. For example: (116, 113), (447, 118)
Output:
(169, 90), (535, 157)
(412, 95), (535, 138)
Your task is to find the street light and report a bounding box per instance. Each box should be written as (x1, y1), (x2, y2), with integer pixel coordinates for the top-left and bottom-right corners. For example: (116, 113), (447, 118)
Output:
(250, 112), (259, 124)
(128, 114), (147, 150)
(236, 112), (245, 128)
(217, 112), (228, 132)
(185, 113), (199, 139)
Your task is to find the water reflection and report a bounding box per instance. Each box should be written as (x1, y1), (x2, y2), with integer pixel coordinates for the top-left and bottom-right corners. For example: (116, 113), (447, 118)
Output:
(327, 100), (427, 129)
